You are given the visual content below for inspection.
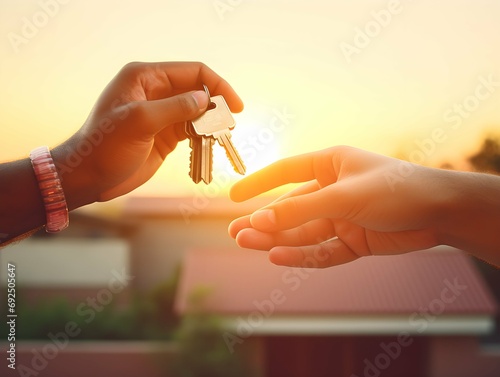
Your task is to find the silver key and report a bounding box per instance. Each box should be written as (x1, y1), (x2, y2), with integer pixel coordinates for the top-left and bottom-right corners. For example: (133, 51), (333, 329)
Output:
(186, 121), (202, 183)
(191, 95), (246, 175)
(199, 135), (214, 184)
(186, 120), (214, 184)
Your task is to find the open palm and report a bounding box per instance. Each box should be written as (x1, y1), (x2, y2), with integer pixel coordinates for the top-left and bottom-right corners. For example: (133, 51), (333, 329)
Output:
(229, 146), (443, 267)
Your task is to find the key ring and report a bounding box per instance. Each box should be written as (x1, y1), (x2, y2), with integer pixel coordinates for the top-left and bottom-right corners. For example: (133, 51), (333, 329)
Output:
(203, 84), (217, 110)
(203, 84), (210, 99)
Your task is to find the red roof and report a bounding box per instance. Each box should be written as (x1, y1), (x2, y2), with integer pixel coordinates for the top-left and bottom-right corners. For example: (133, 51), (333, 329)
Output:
(175, 246), (497, 316)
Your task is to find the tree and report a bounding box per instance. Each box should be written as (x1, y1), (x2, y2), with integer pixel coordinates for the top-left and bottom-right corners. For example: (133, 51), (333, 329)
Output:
(170, 286), (253, 377)
(468, 137), (500, 174)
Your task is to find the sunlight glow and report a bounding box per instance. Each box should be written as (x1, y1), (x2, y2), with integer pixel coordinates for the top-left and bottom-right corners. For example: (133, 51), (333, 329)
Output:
(1, 0), (500, 200)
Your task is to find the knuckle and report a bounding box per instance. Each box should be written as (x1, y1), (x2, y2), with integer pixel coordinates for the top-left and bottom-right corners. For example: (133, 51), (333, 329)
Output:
(122, 61), (143, 70)
(330, 145), (353, 155)
(119, 61), (144, 79)
(126, 102), (149, 124)
(195, 61), (209, 73)
(279, 197), (300, 222)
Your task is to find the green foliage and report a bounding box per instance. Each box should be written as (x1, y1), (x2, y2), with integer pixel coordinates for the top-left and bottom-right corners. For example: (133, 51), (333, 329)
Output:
(0, 270), (254, 376)
(12, 298), (87, 340)
(170, 286), (252, 377)
(145, 265), (181, 331)
(0, 270), (181, 341)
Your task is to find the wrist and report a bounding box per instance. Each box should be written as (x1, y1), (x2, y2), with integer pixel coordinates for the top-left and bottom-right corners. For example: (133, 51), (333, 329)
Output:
(437, 169), (500, 262)
(51, 139), (98, 211)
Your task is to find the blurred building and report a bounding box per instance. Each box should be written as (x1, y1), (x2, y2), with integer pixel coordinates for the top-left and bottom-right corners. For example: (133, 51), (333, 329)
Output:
(124, 196), (500, 377)
(2, 196), (500, 377)
(175, 247), (499, 377)
(0, 212), (136, 307)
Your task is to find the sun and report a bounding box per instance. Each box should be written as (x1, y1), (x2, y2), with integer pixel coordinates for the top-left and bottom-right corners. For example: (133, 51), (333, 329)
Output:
(212, 110), (285, 180)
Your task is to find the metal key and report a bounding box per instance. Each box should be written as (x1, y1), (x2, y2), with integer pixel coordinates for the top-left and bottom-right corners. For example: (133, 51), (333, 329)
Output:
(186, 121), (202, 183)
(186, 121), (214, 184)
(191, 95), (246, 175)
(199, 134), (214, 184)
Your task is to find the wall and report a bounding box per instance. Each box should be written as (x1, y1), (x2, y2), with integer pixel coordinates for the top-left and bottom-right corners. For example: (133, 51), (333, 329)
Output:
(429, 336), (500, 377)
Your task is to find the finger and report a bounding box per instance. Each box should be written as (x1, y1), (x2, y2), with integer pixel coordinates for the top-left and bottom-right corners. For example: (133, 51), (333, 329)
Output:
(229, 182), (320, 238)
(249, 183), (352, 232)
(268, 238), (360, 268)
(198, 64), (244, 113)
(228, 215), (252, 239)
(234, 218), (336, 250)
(270, 180), (321, 204)
(138, 62), (244, 113)
(127, 90), (209, 136)
(230, 151), (325, 202)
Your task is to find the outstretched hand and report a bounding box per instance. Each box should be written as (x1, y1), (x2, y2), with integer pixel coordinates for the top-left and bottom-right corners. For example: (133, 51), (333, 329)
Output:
(229, 146), (447, 268)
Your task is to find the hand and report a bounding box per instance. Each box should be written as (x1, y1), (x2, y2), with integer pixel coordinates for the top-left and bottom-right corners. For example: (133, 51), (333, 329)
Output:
(228, 146), (448, 268)
(53, 62), (243, 209)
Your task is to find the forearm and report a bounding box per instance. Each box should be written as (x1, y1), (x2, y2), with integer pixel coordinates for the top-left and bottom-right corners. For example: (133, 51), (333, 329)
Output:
(1, 143), (96, 246)
(438, 170), (500, 266)
(0, 158), (46, 244)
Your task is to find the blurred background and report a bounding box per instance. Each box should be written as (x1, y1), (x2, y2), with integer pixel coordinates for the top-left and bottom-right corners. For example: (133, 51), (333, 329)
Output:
(1, 0), (500, 376)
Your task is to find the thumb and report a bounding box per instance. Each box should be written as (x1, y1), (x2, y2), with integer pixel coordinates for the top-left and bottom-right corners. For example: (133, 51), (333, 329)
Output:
(128, 90), (210, 136)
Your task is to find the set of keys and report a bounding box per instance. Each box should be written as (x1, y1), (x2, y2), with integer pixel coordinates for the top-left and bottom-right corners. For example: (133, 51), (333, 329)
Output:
(186, 85), (246, 184)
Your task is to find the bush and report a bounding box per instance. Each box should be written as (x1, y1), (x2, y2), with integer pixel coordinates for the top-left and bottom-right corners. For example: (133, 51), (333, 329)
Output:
(169, 286), (252, 377)
(0, 270), (181, 341)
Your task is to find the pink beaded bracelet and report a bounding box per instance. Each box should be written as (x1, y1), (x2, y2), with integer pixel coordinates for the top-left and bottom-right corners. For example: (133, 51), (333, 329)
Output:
(29, 146), (69, 233)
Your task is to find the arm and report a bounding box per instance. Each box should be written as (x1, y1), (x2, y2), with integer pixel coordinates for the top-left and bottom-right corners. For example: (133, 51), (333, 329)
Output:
(228, 146), (500, 267)
(0, 158), (46, 245)
(438, 170), (500, 264)
(0, 61), (243, 245)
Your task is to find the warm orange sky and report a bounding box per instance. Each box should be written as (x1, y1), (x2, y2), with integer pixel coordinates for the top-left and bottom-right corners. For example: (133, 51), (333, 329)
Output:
(1, 0), (499, 200)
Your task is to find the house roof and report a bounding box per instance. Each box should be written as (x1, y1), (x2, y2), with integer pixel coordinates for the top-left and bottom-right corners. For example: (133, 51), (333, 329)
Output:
(174, 246), (498, 335)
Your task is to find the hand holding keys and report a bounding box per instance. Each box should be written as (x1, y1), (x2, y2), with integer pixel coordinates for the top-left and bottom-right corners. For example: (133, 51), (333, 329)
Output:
(186, 85), (246, 184)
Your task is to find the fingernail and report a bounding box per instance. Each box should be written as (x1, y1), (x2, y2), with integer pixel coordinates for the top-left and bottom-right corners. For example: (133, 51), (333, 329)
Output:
(251, 209), (276, 228)
(192, 90), (209, 110)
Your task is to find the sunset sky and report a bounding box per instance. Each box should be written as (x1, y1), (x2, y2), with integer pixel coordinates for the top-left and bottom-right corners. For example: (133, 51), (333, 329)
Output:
(1, 0), (499, 201)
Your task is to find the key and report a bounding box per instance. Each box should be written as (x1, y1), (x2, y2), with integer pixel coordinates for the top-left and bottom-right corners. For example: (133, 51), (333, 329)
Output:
(186, 85), (215, 184)
(186, 121), (202, 183)
(191, 95), (246, 175)
(186, 120), (214, 184)
(199, 135), (214, 184)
